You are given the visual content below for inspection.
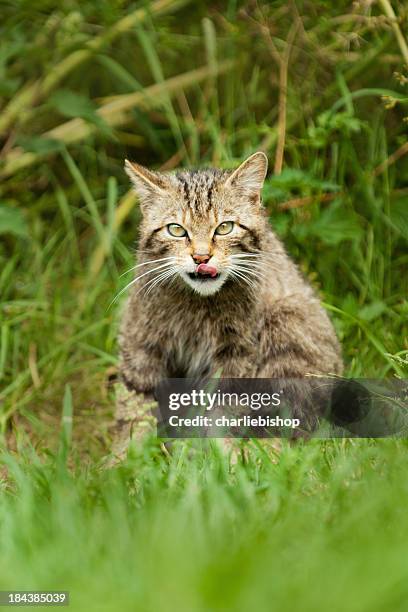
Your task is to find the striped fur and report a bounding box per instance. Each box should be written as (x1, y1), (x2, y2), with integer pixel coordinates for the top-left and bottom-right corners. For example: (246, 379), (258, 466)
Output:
(119, 152), (343, 393)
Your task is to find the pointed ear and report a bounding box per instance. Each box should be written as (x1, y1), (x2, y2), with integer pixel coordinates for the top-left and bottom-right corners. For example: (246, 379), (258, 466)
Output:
(124, 159), (167, 207)
(225, 152), (268, 197)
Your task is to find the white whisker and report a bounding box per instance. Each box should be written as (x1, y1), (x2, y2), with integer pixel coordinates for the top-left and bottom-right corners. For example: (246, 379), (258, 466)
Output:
(132, 260), (175, 282)
(231, 258), (268, 276)
(144, 274), (175, 297)
(232, 265), (267, 281)
(232, 268), (260, 282)
(234, 264), (266, 273)
(138, 265), (177, 290)
(141, 268), (178, 297)
(230, 274), (255, 291)
(231, 254), (263, 260)
(229, 269), (256, 290)
(231, 254), (266, 267)
(120, 256), (175, 277)
(231, 253), (281, 274)
(232, 260), (265, 269)
(110, 261), (175, 306)
(233, 261), (267, 272)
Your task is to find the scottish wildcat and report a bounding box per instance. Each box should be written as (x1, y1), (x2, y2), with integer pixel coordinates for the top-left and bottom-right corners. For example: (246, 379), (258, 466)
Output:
(113, 152), (342, 456)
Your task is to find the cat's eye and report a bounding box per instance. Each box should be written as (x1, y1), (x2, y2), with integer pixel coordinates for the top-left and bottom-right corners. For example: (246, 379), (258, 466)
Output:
(167, 223), (187, 238)
(215, 221), (234, 236)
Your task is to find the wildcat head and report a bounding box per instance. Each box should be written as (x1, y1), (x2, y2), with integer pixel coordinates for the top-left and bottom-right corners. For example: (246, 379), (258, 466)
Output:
(125, 152), (268, 297)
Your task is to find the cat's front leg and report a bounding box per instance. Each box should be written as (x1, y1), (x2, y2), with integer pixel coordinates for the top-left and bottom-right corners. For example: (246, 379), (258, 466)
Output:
(108, 384), (157, 464)
(108, 347), (163, 465)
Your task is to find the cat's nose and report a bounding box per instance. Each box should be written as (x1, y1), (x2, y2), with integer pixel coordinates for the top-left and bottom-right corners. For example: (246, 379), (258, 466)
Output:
(192, 253), (211, 264)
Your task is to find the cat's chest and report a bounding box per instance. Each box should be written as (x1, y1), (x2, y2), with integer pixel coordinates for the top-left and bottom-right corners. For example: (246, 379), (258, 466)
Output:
(168, 313), (217, 378)
(164, 308), (256, 378)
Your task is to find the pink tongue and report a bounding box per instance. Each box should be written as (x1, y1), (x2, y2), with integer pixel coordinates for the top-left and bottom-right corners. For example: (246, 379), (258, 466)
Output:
(196, 263), (218, 278)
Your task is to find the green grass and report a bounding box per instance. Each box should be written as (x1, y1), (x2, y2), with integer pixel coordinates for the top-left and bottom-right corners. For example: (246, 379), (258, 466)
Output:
(0, 1), (408, 609)
(3, 438), (408, 611)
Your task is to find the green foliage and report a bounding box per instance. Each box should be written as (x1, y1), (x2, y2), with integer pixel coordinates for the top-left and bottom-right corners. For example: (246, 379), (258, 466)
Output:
(0, 204), (28, 237)
(49, 90), (100, 120)
(265, 168), (340, 199)
(306, 111), (366, 148)
(2, 438), (408, 611)
(49, 90), (114, 135)
(389, 198), (408, 241)
(16, 136), (64, 154)
(293, 201), (363, 246)
(0, 1), (407, 607)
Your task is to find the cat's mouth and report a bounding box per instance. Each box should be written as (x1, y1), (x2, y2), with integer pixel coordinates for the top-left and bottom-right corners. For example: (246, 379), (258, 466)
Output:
(188, 262), (220, 282)
(182, 264), (226, 295)
(188, 272), (221, 282)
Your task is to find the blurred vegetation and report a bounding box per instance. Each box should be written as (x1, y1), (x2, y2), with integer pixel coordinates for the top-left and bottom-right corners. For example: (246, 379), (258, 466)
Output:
(2, 436), (408, 612)
(0, 0), (407, 432)
(0, 1), (408, 609)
